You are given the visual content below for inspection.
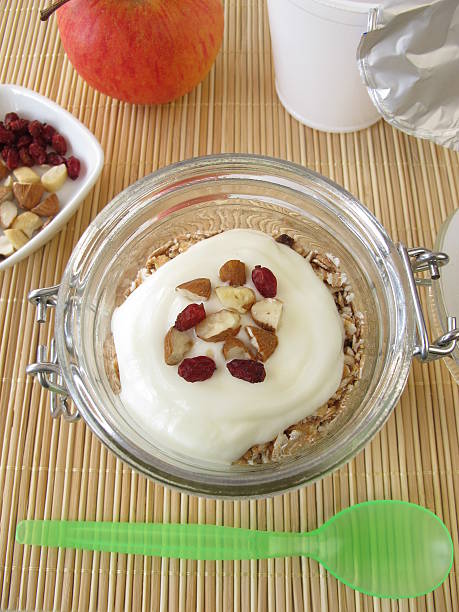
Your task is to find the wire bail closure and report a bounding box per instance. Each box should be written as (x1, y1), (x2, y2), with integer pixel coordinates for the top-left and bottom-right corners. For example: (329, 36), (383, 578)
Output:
(400, 245), (459, 362)
(26, 285), (80, 422)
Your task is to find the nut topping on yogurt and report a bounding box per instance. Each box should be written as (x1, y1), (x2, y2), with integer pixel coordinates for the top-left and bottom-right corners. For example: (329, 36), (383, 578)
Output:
(111, 229), (364, 465)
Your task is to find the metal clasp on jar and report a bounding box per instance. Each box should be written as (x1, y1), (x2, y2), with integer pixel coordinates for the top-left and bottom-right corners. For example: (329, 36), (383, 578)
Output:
(26, 285), (80, 422)
(399, 245), (459, 362)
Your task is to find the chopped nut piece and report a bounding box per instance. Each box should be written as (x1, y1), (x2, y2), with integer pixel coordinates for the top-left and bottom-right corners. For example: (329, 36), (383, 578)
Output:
(13, 182), (44, 209)
(31, 193), (59, 217)
(196, 309), (241, 342)
(215, 286), (256, 313)
(164, 326), (193, 365)
(219, 259), (246, 286)
(0, 200), (18, 229)
(275, 234), (294, 248)
(0, 186), (12, 204)
(176, 277), (211, 301)
(41, 163), (67, 192)
(12, 211), (43, 238)
(0, 235), (14, 257)
(222, 337), (254, 361)
(251, 298), (283, 332)
(3, 228), (29, 250)
(13, 166), (41, 184)
(3, 175), (13, 189)
(245, 325), (278, 361)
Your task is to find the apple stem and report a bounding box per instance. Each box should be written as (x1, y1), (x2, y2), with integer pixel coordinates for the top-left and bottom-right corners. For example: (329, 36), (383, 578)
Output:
(40, 0), (72, 21)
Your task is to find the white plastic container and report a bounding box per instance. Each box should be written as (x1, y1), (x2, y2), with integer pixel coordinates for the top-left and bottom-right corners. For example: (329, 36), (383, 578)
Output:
(267, 0), (381, 132)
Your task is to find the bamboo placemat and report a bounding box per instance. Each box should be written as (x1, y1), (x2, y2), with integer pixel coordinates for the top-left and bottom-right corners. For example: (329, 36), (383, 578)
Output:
(1, 1), (458, 610)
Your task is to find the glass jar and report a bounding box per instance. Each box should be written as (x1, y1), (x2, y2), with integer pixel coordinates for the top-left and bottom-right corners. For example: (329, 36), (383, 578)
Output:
(27, 155), (458, 498)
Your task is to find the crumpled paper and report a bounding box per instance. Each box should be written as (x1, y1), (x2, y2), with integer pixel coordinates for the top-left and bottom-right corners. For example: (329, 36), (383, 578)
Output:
(358, 0), (459, 150)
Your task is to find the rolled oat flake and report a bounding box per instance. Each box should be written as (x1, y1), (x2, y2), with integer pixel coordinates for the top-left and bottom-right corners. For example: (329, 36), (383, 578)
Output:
(357, 0), (459, 150)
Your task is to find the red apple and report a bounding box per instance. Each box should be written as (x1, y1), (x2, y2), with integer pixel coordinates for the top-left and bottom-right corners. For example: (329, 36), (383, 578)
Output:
(56, 0), (224, 104)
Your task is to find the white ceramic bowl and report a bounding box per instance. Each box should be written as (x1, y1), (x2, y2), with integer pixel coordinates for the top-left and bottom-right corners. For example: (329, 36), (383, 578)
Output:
(0, 84), (104, 271)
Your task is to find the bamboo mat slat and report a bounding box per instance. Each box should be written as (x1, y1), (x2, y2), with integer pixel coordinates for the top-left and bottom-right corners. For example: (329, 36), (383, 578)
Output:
(1, 1), (458, 610)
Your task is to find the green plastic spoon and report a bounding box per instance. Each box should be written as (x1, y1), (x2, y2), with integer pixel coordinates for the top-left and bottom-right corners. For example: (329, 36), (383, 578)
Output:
(16, 500), (453, 599)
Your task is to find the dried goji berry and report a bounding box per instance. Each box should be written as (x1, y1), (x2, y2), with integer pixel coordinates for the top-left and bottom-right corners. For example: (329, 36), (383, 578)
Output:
(16, 134), (32, 148)
(178, 356), (216, 382)
(0, 125), (15, 145)
(5, 147), (19, 170)
(47, 152), (65, 166)
(1, 145), (11, 162)
(9, 118), (29, 134)
(18, 147), (34, 167)
(175, 303), (206, 331)
(28, 142), (47, 165)
(51, 132), (67, 155)
(28, 120), (43, 138)
(4, 112), (19, 127)
(252, 265), (277, 298)
(66, 155), (81, 179)
(226, 359), (266, 383)
(42, 123), (56, 143)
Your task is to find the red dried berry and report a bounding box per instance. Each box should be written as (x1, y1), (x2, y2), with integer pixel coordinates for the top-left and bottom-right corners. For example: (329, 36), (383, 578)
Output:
(29, 142), (47, 165)
(178, 356), (216, 383)
(9, 118), (29, 134)
(6, 147), (19, 170)
(16, 134), (32, 148)
(18, 147), (34, 167)
(66, 155), (81, 179)
(28, 120), (43, 138)
(1, 146), (11, 162)
(0, 125), (15, 145)
(52, 132), (67, 155)
(4, 112), (19, 127)
(252, 265), (277, 298)
(175, 303), (206, 331)
(47, 152), (65, 166)
(42, 123), (56, 143)
(227, 359), (266, 383)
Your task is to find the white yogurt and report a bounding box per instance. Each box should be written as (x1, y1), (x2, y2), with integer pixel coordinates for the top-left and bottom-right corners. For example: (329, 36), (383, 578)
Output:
(111, 229), (344, 464)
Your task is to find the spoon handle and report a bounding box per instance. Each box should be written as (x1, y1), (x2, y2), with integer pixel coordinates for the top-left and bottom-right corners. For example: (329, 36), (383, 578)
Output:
(17, 521), (311, 560)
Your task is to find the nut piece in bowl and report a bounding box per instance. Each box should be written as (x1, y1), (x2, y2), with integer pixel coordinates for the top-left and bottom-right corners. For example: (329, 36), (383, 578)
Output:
(42, 155), (415, 498)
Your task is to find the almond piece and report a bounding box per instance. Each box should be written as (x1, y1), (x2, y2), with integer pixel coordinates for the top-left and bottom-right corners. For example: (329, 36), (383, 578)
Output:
(222, 337), (254, 361)
(3, 228), (29, 251)
(0, 186), (12, 204)
(176, 278), (211, 301)
(0, 200), (18, 229)
(0, 163), (9, 181)
(13, 182), (44, 210)
(13, 166), (41, 184)
(12, 211), (43, 238)
(245, 325), (278, 361)
(215, 286), (256, 314)
(164, 326), (193, 365)
(251, 298), (283, 332)
(219, 259), (246, 286)
(0, 235), (14, 257)
(41, 163), (67, 192)
(31, 193), (59, 217)
(3, 175), (13, 189)
(196, 309), (241, 342)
